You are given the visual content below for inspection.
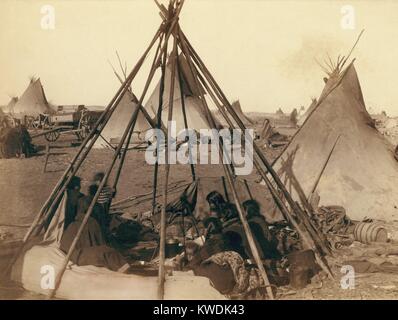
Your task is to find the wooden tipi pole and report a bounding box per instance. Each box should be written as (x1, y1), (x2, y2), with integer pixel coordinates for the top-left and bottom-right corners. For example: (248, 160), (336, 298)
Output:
(158, 34), (178, 301)
(176, 53), (196, 181)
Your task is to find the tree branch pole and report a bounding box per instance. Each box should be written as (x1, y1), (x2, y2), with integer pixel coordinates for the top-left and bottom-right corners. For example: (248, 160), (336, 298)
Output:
(2, 27), (163, 280)
(155, 5), (171, 298)
(151, 36), (169, 216)
(158, 34), (178, 301)
(150, 0), (185, 215)
(177, 29), (275, 299)
(47, 11), (183, 298)
(183, 34), (334, 279)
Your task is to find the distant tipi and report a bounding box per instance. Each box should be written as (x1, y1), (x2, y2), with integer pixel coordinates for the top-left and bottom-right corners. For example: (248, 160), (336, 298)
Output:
(94, 90), (153, 148)
(4, 96), (18, 114)
(12, 78), (53, 118)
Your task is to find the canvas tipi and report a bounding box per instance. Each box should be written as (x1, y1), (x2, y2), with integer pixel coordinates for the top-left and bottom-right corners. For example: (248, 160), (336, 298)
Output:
(273, 61), (398, 221)
(4, 97), (18, 114)
(94, 90), (153, 148)
(12, 78), (53, 118)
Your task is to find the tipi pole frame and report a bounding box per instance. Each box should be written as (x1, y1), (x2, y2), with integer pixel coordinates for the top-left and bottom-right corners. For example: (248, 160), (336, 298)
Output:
(48, 8), (184, 298)
(177, 28), (275, 299)
(182, 33), (334, 279)
(2, 26), (163, 280)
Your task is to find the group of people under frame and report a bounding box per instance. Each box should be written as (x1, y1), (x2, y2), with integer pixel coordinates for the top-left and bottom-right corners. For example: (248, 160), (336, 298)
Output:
(57, 174), (288, 298)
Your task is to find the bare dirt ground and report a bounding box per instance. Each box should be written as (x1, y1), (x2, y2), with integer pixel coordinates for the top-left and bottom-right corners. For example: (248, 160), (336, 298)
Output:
(1, 127), (398, 300)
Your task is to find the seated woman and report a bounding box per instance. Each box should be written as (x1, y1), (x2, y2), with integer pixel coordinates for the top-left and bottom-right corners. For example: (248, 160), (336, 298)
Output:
(60, 190), (129, 272)
(243, 200), (280, 260)
(222, 200), (280, 260)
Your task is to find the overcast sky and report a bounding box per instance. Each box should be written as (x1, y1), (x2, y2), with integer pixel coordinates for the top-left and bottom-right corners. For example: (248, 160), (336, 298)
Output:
(1, 0), (398, 115)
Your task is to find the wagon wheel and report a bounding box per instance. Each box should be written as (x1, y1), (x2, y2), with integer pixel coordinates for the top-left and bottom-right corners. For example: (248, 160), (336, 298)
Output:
(77, 113), (92, 140)
(44, 129), (60, 142)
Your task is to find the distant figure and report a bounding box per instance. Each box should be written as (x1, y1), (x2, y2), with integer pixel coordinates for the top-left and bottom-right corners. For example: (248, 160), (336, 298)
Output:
(19, 124), (35, 158)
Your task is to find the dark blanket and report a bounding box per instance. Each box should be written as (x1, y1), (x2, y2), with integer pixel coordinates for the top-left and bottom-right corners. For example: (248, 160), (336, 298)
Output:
(60, 213), (127, 271)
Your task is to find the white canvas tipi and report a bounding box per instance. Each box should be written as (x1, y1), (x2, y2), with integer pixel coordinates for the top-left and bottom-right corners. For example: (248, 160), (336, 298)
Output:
(272, 62), (398, 221)
(12, 78), (53, 118)
(94, 90), (153, 148)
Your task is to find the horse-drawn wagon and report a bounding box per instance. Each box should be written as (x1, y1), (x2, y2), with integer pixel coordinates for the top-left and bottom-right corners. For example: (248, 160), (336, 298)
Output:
(41, 105), (102, 142)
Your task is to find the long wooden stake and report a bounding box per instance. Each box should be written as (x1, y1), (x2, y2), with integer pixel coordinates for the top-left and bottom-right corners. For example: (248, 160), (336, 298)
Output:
(155, 9), (171, 299)
(177, 28), (275, 299)
(158, 34), (178, 301)
(176, 53), (196, 181)
(308, 135), (341, 199)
